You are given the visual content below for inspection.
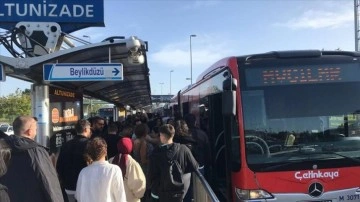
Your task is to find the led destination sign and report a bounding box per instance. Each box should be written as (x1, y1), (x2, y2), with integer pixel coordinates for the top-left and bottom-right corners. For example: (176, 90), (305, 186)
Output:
(245, 64), (360, 87)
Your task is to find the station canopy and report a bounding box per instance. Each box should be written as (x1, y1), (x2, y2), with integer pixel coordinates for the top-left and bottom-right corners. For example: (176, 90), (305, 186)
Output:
(1, 39), (152, 109)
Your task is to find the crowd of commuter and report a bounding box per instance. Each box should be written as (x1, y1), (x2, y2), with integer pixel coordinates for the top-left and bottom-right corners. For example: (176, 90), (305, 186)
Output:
(0, 112), (211, 202)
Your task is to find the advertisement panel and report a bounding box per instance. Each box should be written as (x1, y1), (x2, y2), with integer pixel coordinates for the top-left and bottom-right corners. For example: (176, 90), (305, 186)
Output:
(49, 86), (82, 155)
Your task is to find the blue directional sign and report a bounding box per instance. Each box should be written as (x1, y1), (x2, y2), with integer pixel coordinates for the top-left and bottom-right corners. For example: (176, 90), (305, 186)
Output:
(0, 0), (104, 33)
(0, 64), (5, 82)
(43, 63), (123, 81)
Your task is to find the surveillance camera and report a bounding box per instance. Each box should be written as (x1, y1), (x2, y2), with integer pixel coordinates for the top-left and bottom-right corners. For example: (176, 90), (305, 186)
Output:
(126, 36), (141, 52)
(129, 46), (138, 53)
(15, 22), (61, 56)
(128, 54), (145, 65)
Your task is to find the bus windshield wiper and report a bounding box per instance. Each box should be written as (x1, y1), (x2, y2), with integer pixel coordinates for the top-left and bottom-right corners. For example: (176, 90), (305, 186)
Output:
(290, 150), (360, 164)
(260, 151), (360, 172)
(260, 161), (301, 172)
(317, 151), (360, 164)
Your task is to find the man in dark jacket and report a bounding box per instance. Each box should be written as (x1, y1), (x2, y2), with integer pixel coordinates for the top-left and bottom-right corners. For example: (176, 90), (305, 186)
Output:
(56, 119), (92, 202)
(0, 116), (64, 202)
(149, 124), (198, 202)
(89, 116), (105, 138)
(184, 113), (211, 174)
(102, 123), (121, 159)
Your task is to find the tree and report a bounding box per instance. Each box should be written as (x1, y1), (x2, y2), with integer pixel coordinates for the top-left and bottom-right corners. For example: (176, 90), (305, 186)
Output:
(0, 88), (31, 123)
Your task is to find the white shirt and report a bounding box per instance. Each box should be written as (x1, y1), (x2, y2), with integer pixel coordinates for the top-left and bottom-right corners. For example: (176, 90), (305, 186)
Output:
(75, 161), (127, 202)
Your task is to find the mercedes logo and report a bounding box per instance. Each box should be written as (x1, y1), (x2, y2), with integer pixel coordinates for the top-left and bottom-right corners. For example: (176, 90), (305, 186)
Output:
(308, 182), (324, 197)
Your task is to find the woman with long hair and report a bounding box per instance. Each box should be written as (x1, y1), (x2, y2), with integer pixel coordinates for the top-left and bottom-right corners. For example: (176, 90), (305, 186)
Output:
(173, 120), (197, 151)
(133, 123), (153, 174)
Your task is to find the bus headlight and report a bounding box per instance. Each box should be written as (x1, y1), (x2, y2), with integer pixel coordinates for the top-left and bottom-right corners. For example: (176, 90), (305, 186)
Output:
(235, 188), (274, 200)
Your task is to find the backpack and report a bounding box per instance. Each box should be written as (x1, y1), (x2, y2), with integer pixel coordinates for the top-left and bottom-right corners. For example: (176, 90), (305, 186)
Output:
(159, 144), (184, 202)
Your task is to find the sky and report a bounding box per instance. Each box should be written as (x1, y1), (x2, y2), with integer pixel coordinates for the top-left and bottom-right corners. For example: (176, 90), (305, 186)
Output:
(0, 0), (356, 97)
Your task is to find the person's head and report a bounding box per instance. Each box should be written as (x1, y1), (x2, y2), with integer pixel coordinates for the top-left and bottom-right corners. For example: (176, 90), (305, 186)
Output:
(125, 115), (134, 125)
(134, 123), (148, 138)
(75, 119), (92, 138)
(0, 139), (11, 177)
(134, 118), (142, 126)
(174, 120), (190, 137)
(139, 113), (148, 124)
(91, 116), (105, 132)
(85, 137), (107, 163)
(121, 125), (133, 138)
(155, 117), (163, 126)
(117, 137), (133, 154)
(114, 137), (133, 178)
(13, 116), (38, 139)
(107, 123), (118, 135)
(166, 118), (174, 126)
(184, 114), (196, 129)
(159, 124), (175, 144)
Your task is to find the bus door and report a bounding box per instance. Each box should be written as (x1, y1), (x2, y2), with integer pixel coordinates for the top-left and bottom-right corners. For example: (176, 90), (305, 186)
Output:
(222, 75), (240, 202)
(201, 72), (240, 201)
(207, 93), (225, 180)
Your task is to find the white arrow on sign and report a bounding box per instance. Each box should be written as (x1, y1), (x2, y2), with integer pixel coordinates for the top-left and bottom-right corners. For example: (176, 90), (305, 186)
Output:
(43, 63), (123, 81)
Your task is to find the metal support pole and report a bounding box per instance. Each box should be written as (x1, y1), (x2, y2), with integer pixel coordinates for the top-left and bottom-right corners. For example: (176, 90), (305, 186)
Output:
(190, 37), (193, 85)
(190, 35), (196, 84)
(170, 70), (174, 95)
(31, 84), (50, 147)
(108, 47), (112, 63)
(90, 98), (93, 115)
(113, 106), (119, 122)
(355, 0), (359, 51)
(160, 82), (164, 95)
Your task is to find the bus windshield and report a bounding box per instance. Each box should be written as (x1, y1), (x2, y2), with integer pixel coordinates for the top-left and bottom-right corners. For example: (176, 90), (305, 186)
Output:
(240, 61), (360, 172)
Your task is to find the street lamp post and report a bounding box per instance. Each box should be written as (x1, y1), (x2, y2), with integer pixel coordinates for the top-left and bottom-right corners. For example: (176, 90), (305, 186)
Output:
(159, 82), (164, 95)
(170, 70), (174, 95)
(190, 34), (196, 85)
(83, 35), (91, 43)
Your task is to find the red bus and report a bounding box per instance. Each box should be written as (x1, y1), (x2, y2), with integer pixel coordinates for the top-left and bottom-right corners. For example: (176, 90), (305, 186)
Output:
(171, 50), (360, 202)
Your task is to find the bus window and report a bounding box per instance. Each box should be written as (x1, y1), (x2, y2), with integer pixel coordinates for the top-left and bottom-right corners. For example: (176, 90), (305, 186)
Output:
(241, 61), (360, 171)
(98, 108), (114, 123)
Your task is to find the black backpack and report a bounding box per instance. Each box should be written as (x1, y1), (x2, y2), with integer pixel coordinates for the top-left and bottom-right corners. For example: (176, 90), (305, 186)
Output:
(159, 144), (184, 202)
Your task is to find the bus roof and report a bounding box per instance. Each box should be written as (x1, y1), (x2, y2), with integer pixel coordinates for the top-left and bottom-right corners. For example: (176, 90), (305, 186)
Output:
(195, 57), (233, 84)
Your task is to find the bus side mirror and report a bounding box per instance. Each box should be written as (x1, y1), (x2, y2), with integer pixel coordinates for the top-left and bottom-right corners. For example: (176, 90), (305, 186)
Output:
(222, 78), (237, 116)
(222, 91), (236, 116)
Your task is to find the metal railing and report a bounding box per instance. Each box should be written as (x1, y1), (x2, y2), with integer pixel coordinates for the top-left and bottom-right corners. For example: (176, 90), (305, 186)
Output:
(192, 170), (220, 202)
